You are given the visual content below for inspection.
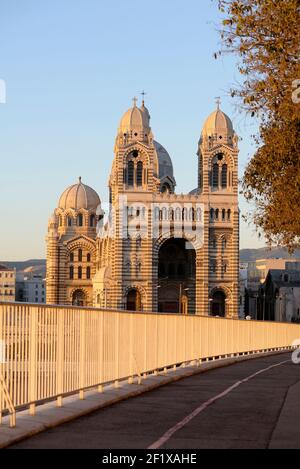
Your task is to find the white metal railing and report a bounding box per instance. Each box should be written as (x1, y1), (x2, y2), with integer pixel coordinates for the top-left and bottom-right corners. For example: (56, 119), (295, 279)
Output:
(0, 302), (299, 427)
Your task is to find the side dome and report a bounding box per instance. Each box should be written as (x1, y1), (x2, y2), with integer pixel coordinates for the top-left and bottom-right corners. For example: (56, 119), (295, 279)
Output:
(118, 99), (151, 136)
(154, 141), (174, 179)
(58, 177), (100, 211)
(201, 105), (234, 144)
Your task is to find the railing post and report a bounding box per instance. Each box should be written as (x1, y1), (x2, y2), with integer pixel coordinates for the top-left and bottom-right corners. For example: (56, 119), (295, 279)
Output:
(98, 311), (104, 392)
(153, 314), (158, 376)
(56, 312), (64, 407)
(29, 307), (37, 415)
(128, 313), (134, 384)
(0, 306), (3, 425)
(114, 313), (119, 389)
(144, 314), (147, 379)
(79, 312), (85, 400)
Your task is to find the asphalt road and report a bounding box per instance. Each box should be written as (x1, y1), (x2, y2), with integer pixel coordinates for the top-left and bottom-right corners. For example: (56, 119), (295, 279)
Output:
(9, 352), (300, 449)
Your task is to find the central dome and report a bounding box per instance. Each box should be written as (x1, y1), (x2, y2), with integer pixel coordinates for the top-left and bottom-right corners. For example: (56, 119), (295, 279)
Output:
(58, 177), (100, 211)
(154, 141), (174, 179)
(119, 98), (151, 136)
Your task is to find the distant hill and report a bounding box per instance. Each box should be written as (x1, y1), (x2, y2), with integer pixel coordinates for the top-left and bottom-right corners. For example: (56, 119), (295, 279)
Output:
(0, 259), (46, 277)
(239, 247), (300, 262)
(2, 248), (300, 273)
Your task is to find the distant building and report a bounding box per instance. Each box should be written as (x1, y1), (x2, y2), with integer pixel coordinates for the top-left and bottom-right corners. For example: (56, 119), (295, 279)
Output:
(258, 269), (300, 322)
(246, 258), (300, 319)
(239, 263), (248, 318)
(16, 273), (46, 303)
(248, 258), (300, 289)
(0, 264), (16, 302)
(286, 261), (300, 272)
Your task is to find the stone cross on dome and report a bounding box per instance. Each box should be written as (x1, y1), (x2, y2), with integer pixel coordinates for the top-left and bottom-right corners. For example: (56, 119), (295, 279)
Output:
(132, 96), (138, 107)
(141, 90), (147, 105)
(215, 96), (221, 110)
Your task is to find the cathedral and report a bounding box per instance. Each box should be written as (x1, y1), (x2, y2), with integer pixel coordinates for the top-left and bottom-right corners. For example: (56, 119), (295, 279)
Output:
(46, 98), (239, 317)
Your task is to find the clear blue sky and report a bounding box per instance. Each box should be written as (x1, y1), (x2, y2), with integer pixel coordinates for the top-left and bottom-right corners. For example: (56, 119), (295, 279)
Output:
(0, 0), (264, 261)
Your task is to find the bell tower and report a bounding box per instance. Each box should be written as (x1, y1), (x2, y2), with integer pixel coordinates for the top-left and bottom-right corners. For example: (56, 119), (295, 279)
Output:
(197, 101), (239, 318)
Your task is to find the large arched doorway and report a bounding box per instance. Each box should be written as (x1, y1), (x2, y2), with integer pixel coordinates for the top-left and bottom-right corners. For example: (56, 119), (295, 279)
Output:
(126, 288), (141, 311)
(72, 289), (87, 307)
(210, 290), (226, 317)
(158, 238), (196, 314)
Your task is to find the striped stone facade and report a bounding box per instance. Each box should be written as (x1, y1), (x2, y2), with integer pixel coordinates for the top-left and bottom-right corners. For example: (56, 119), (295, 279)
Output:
(46, 100), (239, 317)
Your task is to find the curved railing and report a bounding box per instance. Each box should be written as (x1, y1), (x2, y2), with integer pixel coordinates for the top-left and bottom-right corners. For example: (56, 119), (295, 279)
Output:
(0, 302), (299, 427)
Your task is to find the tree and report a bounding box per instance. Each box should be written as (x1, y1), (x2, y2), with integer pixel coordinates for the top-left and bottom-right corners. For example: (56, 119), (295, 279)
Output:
(216, 0), (300, 250)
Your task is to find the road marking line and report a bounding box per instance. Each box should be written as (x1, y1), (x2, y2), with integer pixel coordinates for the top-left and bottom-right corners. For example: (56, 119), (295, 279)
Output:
(148, 359), (289, 449)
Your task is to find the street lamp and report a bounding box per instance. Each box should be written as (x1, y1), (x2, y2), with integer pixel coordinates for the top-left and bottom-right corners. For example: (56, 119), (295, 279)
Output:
(179, 283), (189, 314)
(254, 293), (258, 320)
(262, 292), (266, 321)
(209, 297), (213, 316)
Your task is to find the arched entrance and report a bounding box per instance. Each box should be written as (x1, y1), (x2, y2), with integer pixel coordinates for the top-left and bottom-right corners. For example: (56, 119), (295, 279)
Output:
(72, 289), (87, 307)
(210, 290), (226, 317)
(126, 288), (141, 311)
(158, 238), (196, 314)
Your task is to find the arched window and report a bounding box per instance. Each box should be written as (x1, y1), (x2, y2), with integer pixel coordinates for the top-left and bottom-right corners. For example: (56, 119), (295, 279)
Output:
(67, 216), (72, 227)
(215, 208), (219, 220)
(78, 249), (82, 262)
(69, 265), (74, 279)
(136, 161), (143, 186)
(127, 161), (134, 186)
(86, 266), (91, 279)
(89, 214), (95, 227)
(221, 164), (227, 188)
(222, 238), (227, 249)
(189, 208), (195, 221)
(78, 266), (82, 279)
(222, 209), (226, 221)
(210, 208), (214, 220)
(70, 252), (74, 262)
(87, 253), (91, 262)
(77, 214), (83, 227)
(212, 163), (219, 188)
(161, 183), (171, 194)
(169, 208), (174, 221)
(227, 209), (231, 221)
